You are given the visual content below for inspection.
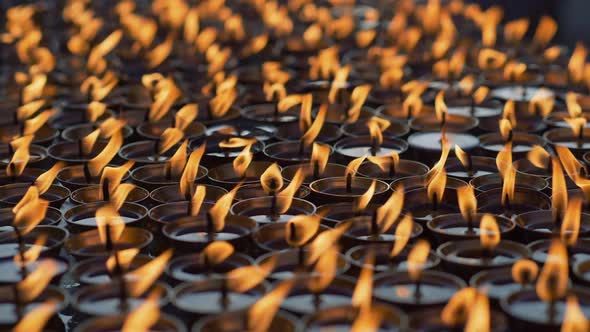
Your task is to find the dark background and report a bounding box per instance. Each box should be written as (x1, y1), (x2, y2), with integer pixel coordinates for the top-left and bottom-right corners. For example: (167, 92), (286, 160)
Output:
(472, 0), (589, 47)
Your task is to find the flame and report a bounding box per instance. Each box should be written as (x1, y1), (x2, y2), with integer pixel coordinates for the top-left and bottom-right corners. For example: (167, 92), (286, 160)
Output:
(480, 214), (500, 250)
(427, 169), (447, 205)
(16, 100), (45, 121)
(536, 240), (568, 302)
(7, 135), (33, 177)
(407, 239), (430, 281)
(80, 73), (118, 102)
(209, 89), (237, 118)
(379, 66), (404, 89)
(562, 197), (583, 246)
(566, 93), (583, 118)
(218, 138), (257, 149)
(356, 29), (376, 48)
(435, 91), (447, 124)
(303, 24), (322, 48)
(148, 77), (181, 123)
(458, 76), (476, 95)
(569, 44), (587, 83)
(278, 94), (304, 113)
(328, 66), (350, 104)
(501, 163), (516, 207)
(14, 234), (47, 267)
(167, 140), (188, 180)
(402, 93), (423, 117)
(496, 142), (513, 177)
(528, 89), (555, 117)
(179, 143), (205, 199)
(106, 248), (139, 274)
(473, 86), (490, 104)
(110, 184), (136, 211)
(511, 259), (539, 285)
(457, 185), (477, 222)
(21, 74), (46, 104)
(202, 241), (234, 265)
(354, 180), (376, 213)
(348, 85), (371, 123)
(306, 222), (351, 264)
(367, 153), (400, 173)
(208, 186), (239, 232)
(242, 33), (268, 56)
(233, 144), (253, 178)
(527, 145), (551, 169)
(264, 83), (286, 102)
(301, 105), (326, 148)
(307, 245), (338, 293)
(159, 128), (184, 155)
(562, 296), (590, 332)
(277, 168), (304, 214)
(375, 185), (405, 234)
(544, 46), (562, 63)
(533, 16), (558, 47)
(34, 161), (65, 195)
(23, 109), (56, 136)
(300, 94), (313, 132)
(227, 255), (277, 292)
(122, 289), (161, 332)
(175, 104), (199, 131)
(247, 280), (294, 332)
(12, 189), (48, 236)
(504, 18), (529, 44)
(345, 157), (365, 180)
(87, 30), (122, 73)
(12, 299), (58, 332)
(478, 48), (507, 70)
(367, 117), (390, 148)
(389, 214), (413, 257)
(81, 129), (100, 156)
(195, 27), (218, 53)
(351, 306), (382, 332)
(351, 251), (374, 309)
(310, 143), (330, 175)
(441, 287), (478, 325)
(261, 163), (283, 195)
(127, 249), (173, 297)
(503, 61), (527, 81)
(184, 8), (199, 42)
(98, 118), (127, 139)
(454, 145), (471, 170)
(96, 204), (126, 245)
(553, 158), (569, 222)
(88, 133), (123, 177)
(100, 161), (134, 200)
(555, 146), (585, 182)
(16, 260), (60, 302)
(187, 185), (205, 217)
(146, 36), (174, 69)
(464, 291), (491, 332)
(499, 119), (513, 142)
(564, 117), (587, 138)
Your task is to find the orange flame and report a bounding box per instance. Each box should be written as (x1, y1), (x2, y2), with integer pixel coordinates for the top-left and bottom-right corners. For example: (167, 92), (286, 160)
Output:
(480, 214), (500, 250)
(478, 48), (507, 70)
(528, 89), (555, 117)
(499, 119), (513, 142)
(555, 146), (585, 182)
(175, 104), (199, 131)
(260, 163), (283, 194)
(202, 241), (234, 266)
(81, 129), (100, 156)
(233, 144), (253, 178)
(80, 73), (118, 102)
(242, 34), (268, 56)
(148, 77), (181, 123)
(247, 280), (294, 332)
(351, 305), (382, 332)
(376, 186), (405, 234)
(12, 299), (59, 332)
(209, 89), (237, 118)
(88, 133), (123, 177)
(504, 18), (529, 44)
(379, 66), (404, 89)
(167, 140), (188, 180)
(146, 36), (174, 69)
(12, 188), (48, 236)
(407, 239), (430, 281)
(96, 204), (126, 245)
(306, 222), (351, 264)
(441, 287), (478, 325)
(503, 61), (527, 82)
(16, 100), (45, 122)
(7, 135), (33, 177)
(561, 197), (583, 246)
(328, 66), (351, 104)
(536, 239), (568, 302)
(553, 158), (569, 222)
(454, 145), (471, 170)
(367, 152), (400, 174)
(16, 259), (60, 302)
(98, 118), (127, 139)
(100, 161), (134, 200)
(402, 93), (424, 118)
(23, 109), (56, 136)
(208, 186), (239, 232)
(345, 157), (365, 180)
(277, 168), (304, 214)
(310, 143), (330, 175)
(110, 184), (137, 211)
(435, 91), (447, 124)
(511, 259), (539, 285)
(533, 16), (558, 47)
(457, 185), (477, 222)
(158, 128), (184, 155)
(301, 105), (326, 148)
(390, 214), (413, 257)
(527, 145), (551, 169)
(264, 82), (286, 102)
(501, 163), (516, 207)
(562, 296), (590, 332)
(308, 246), (339, 293)
(127, 249), (173, 297)
(473, 86), (490, 104)
(218, 137), (257, 149)
(106, 248), (139, 274)
(496, 142), (513, 177)
(179, 143), (205, 199)
(354, 180), (376, 213)
(348, 84), (371, 123)
(427, 169), (447, 206)
(87, 30), (122, 73)
(121, 289), (162, 332)
(568, 44), (587, 83)
(464, 291), (491, 332)
(351, 251), (374, 309)
(227, 255), (277, 293)
(13, 234), (47, 267)
(544, 46), (562, 63)
(367, 117), (390, 148)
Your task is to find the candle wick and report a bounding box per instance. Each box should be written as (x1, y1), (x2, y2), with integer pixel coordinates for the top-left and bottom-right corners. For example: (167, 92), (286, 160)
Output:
(12, 225), (28, 280)
(105, 223), (113, 252)
(502, 192), (511, 212)
(13, 284), (23, 320)
(78, 139), (84, 158)
(506, 130), (513, 143)
(389, 159), (396, 177)
(297, 244), (305, 271)
(414, 278), (422, 300)
(466, 155), (473, 174)
(431, 193), (439, 212)
(440, 111), (447, 129)
(370, 209), (379, 237)
(298, 139), (305, 156)
(346, 173), (352, 193)
(578, 125), (584, 147)
(407, 105), (413, 120)
(313, 160), (319, 180)
(83, 162), (92, 184)
(112, 250), (129, 312)
(370, 137), (379, 156)
(206, 212), (215, 242)
(102, 178), (110, 202)
(470, 96), (475, 115)
(164, 162), (172, 181)
(220, 277), (229, 310)
(7, 142), (13, 156)
(465, 213), (475, 235)
(313, 291), (321, 310)
(270, 190), (278, 221)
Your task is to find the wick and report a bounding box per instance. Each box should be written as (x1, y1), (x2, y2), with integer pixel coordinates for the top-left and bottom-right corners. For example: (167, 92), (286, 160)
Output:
(102, 178), (110, 202)
(431, 193), (439, 212)
(12, 226), (28, 280)
(440, 112), (447, 128)
(313, 160), (320, 180)
(406, 105), (413, 120)
(503, 193), (512, 212)
(546, 273), (559, 324)
(506, 130), (513, 143)
(164, 162), (172, 181)
(87, 84), (93, 104)
(578, 125), (585, 148)
(270, 190), (278, 221)
(414, 278), (422, 300)
(297, 245), (305, 270)
(12, 112), (18, 125)
(83, 162), (92, 184)
(470, 96), (475, 115)
(313, 292), (321, 310)
(389, 158), (396, 177)
(370, 209), (379, 237)
(78, 139), (84, 157)
(274, 102), (279, 118)
(7, 142), (13, 156)
(370, 136), (379, 156)
(298, 139), (305, 156)
(13, 284), (23, 320)
(466, 154), (473, 175)
(9, 163), (17, 183)
(220, 277), (229, 310)
(154, 139), (160, 157)
(346, 173), (352, 193)
(104, 223), (113, 252)
(465, 213), (475, 235)
(206, 212), (215, 242)
(113, 250), (128, 311)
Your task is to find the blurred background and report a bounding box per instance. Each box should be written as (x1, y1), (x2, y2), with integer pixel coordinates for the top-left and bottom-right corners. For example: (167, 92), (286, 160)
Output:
(471, 0), (589, 47)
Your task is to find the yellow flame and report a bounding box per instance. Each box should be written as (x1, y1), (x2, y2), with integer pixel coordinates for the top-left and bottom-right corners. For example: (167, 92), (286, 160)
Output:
(106, 248), (139, 274)
(202, 241), (234, 266)
(478, 48), (507, 70)
(562, 296), (590, 332)
(277, 168), (304, 214)
(12, 299), (58, 332)
(233, 144), (253, 178)
(127, 249), (173, 297)
(23, 109), (56, 136)
(377, 186), (405, 234)
(307, 245), (338, 293)
(328, 65), (351, 104)
(504, 18), (529, 44)
(158, 128), (184, 155)
(227, 255), (277, 293)
(175, 104), (199, 131)
(98, 118), (127, 139)
(390, 214), (414, 257)
(13, 234), (47, 267)
(464, 291), (491, 332)
(352, 251), (374, 309)
(260, 163), (283, 195)
(208, 186), (239, 232)
(457, 185), (477, 222)
(88, 133), (123, 177)
(7, 135), (33, 177)
(218, 137), (257, 149)
(402, 93), (423, 118)
(480, 214), (500, 250)
(501, 164), (516, 207)
(427, 169), (447, 205)
(179, 143), (205, 199)
(310, 143), (330, 175)
(407, 239), (430, 281)
(301, 105), (326, 148)
(441, 287), (478, 325)
(16, 100), (44, 121)
(306, 222), (351, 264)
(16, 259), (60, 302)
(536, 239), (568, 302)
(512, 259), (539, 285)
(533, 16), (558, 47)
(528, 89), (555, 117)
(354, 180), (376, 213)
(553, 158), (569, 222)
(348, 84), (371, 123)
(121, 289), (162, 332)
(100, 161), (134, 199)
(247, 279), (294, 332)
(562, 196), (583, 246)
(527, 145), (551, 169)
(569, 44), (587, 83)
(96, 204), (126, 245)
